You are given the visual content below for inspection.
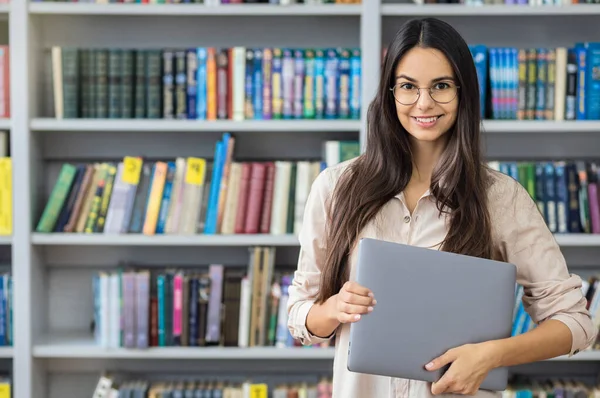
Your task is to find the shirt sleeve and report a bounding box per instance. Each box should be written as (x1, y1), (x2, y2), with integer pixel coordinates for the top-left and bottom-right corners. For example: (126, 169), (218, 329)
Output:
(491, 174), (597, 357)
(287, 168), (337, 346)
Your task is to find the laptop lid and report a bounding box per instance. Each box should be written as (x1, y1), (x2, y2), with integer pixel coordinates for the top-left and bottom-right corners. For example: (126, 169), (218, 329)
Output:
(347, 238), (516, 391)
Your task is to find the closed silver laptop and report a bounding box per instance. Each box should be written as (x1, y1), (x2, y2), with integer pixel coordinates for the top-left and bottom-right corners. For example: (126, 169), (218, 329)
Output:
(347, 238), (517, 391)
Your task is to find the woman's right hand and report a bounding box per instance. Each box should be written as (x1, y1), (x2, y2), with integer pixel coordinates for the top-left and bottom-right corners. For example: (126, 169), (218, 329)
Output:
(329, 281), (376, 323)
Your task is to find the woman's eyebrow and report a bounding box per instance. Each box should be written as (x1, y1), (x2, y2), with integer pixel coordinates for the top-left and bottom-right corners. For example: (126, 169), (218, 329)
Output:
(395, 74), (455, 83)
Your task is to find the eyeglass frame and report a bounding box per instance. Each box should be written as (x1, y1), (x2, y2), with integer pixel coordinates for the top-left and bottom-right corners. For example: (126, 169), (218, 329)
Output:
(389, 82), (461, 105)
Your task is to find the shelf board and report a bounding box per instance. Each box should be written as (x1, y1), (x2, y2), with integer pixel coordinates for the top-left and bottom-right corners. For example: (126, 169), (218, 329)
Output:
(0, 4), (8, 15)
(31, 233), (299, 247)
(382, 4), (600, 16)
(0, 347), (12, 359)
(548, 350), (600, 361)
(33, 333), (333, 359)
(30, 233), (600, 247)
(28, 2), (361, 16)
(29, 118), (361, 133)
(554, 234), (600, 247)
(31, 333), (600, 361)
(29, 118), (600, 133)
(0, 236), (11, 245)
(482, 120), (600, 133)
(0, 119), (10, 130)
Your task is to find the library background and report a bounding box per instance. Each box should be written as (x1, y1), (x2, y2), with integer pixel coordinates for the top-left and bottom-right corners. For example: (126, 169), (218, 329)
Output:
(0, 0), (599, 396)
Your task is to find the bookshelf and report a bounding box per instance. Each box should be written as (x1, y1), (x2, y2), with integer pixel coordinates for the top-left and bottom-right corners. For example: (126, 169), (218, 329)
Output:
(7, 0), (600, 397)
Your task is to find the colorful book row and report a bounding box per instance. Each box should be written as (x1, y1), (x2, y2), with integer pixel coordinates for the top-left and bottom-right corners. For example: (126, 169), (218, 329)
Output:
(488, 160), (600, 234)
(468, 44), (600, 121)
(93, 375), (333, 398)
(35, 135), (359, 236)
(91, 247), (332, 349)
(52, 46), (361, 121)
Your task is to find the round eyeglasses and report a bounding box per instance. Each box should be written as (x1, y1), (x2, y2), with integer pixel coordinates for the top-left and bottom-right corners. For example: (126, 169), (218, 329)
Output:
(390, 82), (460, 105)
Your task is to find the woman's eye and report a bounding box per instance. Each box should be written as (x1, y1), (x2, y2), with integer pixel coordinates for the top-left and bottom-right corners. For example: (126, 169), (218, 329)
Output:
(400, 83), (414, 90)
(434, 82), (450, 90)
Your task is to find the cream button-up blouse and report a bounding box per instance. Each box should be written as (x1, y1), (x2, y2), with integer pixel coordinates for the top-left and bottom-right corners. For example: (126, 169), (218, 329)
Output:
(287, 158), (596, 398)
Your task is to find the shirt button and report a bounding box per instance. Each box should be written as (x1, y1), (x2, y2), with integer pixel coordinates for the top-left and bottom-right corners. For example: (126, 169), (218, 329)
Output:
(404, 215), (411, 223)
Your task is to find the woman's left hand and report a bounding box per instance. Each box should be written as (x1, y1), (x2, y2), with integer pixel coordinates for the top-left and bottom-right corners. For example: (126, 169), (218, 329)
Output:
(425, 342), (500, 396)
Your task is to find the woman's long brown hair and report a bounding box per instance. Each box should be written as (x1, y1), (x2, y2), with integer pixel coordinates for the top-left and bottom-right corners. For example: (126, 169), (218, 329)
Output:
(314, 18), (495, 304)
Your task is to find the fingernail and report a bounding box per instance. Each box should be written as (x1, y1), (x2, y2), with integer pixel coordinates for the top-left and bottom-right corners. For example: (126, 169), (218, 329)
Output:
(368, 292), (374, 297)
(354, 314), (361, 320)
(425, 362), (433, 369)
(368, 306), (373, 312)
(372, 299), (377, 305)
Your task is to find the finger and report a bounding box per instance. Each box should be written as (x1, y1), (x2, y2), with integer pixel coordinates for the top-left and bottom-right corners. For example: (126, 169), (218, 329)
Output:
(430, 379), (450, 396)
(340, 302), (373, 315)
(338, 312), (364, 323)
(343, 281), (373, 298)
(341, 290), (375, 306)
(426, 348), (458, 371)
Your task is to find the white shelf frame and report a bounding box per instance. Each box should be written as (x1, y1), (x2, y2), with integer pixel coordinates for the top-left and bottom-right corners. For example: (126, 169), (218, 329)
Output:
(28, 118), (600, 133)
(28, 232), (600, 248)
(29, 118), (361, 133)
(8, 1), (600, 397)
(30, 233), (299, 247)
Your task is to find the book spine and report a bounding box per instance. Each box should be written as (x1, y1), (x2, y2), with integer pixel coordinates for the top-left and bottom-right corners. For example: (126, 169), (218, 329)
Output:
(36, 164), (77, 232)
(96, 50), (109, 118)
(173, 272), (183, 346)
(314, 49), (325, 119)
(196, 48), (207, 121)
(162, 50), (174, 119)
(253, 49), (263, 120)
(350, 48), (361, 120)
(206, 47), (217, 120)
(134, 50), (147, 118)
(535, 48), (547, 120)
(146, 50), (162, 119)
(244, 49), (255, 120)
(121, 50), (134, 118)
(62, 48), (80, 118)
(205, 265), (224, 344)
(108, 49), (122, 119)
(186, 49), (198, 120)
(575, 43), (587, 120)
(325, 48), (338, 119)
(585, 44), (600, 120)
(337, 48), (350, 119)
(175, 50), (187, 119)
(303, 49), (315, 119)
(216, 48), (229, 120)
(271, 48), (283, 119)
(292, 49), (304, 119)
(281, 49), (294, 119)
(565, 48), (577, 120)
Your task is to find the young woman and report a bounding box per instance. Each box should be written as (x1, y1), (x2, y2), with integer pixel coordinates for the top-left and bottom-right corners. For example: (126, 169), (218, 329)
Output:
(287, 17), (596, 398)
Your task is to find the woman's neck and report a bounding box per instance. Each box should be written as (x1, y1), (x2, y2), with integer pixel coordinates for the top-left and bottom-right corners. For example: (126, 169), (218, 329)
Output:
(409, 136), (448, 185)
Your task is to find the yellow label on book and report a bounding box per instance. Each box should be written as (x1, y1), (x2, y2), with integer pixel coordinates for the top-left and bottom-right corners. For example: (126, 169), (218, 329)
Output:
(185, 157), (206, 186)
(0, 383), (11, 397)
(250, 384), (267, 398)
(122, 156), (142, 185)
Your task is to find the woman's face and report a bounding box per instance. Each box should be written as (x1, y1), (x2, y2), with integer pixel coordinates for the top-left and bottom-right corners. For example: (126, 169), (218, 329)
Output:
(392, 46), (459, 144)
